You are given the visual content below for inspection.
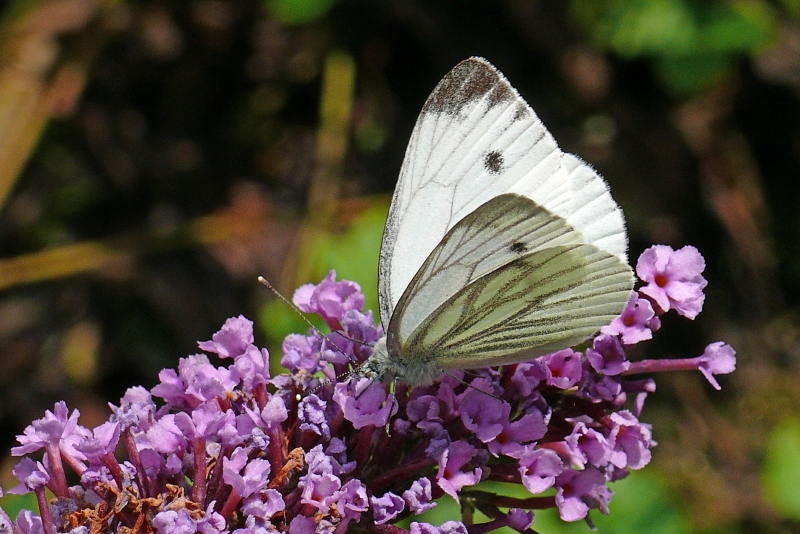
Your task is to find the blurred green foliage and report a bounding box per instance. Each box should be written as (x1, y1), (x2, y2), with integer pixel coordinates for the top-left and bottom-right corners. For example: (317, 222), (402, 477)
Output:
(779, 0), (800, 19)
(569, 0), (777, 95)
(0, 493), (37, 522)
(761, 419), (800, 519)
(264, 0), (338, 25)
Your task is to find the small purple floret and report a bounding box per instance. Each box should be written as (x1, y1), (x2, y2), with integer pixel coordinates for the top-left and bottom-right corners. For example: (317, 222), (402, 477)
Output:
(637, 245), (707, 319)
(601, 293), (659, 345)
(698, 342), (737, 390)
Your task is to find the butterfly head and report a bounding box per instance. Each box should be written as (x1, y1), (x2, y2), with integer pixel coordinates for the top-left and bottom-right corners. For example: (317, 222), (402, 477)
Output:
(359, 335), (442, 387)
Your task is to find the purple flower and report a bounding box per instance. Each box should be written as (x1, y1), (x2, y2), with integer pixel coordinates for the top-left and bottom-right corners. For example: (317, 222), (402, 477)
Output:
(403, 478), (437, 514)
(15, 510), (44, 534)
(579, 366), (624, 404)
(76, 421), (120, 460)
(12, 401), (88, 458)
(637, 245), (707, 319)
(0, 510), (12, 534)
(340, 309), (381, 346)
(698, 342), (737, 390)
(11, 402), (90, 498)
(601, 293), (659, 345)
(152, 508), (198, 534)
(371, 492), (405, 524)
(487, 407), (547, 457)
(436, 441), (482, 503)
(335, 479), (369, 523)
(407, 385), (459, 435)
(293, 270), (365, 330)
(10, 458), (49, 494)
(242, 394), (288, 434)
(411, 521), (469, 534)
(565, 422), (612, 468)
(459, 385), (506, 443)
(515, 447), (563, 494)
(173, 402), (232, 441)
(298, 445), (344, 514)
(333, 379), (393, 429)
(624, 343), (736, 392)
(288, 515), (315, 534)
(324, 438), (356, 476)
(586, 335), (629, 375)
(281, 332), (323, 374)
(151, 354), (237, 410)
(300, 470), (341, 514)
(298, 394), (330, 438)
(110, 386), (155, 432)
(223, 448), (271, 499)
(510, 360), (548, 396)
(505, 508), (535, 531)
(555, 467), (611, 521)
(608, 411), (654, 469)
(145, 414), (187, 454)
(542, 349), (582, 389)
(197, 315), (254, 359)
(241, 489), (285, 520)
(231, 345), (271, 391)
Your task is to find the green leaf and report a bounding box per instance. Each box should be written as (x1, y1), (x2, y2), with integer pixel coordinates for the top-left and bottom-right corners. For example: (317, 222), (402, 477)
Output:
(571, 0), (776, 58)
(569, 0), (778, 96)
(762, 419), (800, 518)
(0, 492), (39, 521)
(652, 54), (735, 96)
(592, 470), (689, 533)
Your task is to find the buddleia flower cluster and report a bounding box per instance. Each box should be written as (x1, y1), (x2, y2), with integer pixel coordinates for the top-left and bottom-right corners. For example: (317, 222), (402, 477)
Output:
(1, 244), (735, 534)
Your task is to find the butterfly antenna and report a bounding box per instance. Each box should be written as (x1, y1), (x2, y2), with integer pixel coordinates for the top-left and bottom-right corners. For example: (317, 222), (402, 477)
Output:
(257, 276), (350, 361)
(257, 276), (372, 353)
(442, 371), (504, 401)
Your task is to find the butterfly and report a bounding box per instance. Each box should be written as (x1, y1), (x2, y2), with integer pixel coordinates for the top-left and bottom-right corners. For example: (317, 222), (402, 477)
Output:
(360, 57), (633, 387)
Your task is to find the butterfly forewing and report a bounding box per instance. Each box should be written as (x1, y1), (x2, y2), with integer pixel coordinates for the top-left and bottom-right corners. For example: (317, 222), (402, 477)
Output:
(379, 58), (570, 327)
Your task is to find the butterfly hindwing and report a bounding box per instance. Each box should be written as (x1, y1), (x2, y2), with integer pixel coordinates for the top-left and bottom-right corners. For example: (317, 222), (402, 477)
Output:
(561, 154), (628, 263)
(390, 193), (584, 342)
(386, 194), (633, 368)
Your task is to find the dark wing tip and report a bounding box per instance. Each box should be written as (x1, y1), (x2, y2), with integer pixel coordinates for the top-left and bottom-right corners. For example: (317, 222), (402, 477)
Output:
(422, 57), (516, 117)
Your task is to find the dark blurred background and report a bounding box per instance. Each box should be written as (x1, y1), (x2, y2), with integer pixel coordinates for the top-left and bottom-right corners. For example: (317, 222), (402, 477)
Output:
(0, 0), (799, 532)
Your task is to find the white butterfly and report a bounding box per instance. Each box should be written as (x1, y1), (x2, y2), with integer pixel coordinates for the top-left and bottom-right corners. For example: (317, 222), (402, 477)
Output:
(361, 57), (633, 386)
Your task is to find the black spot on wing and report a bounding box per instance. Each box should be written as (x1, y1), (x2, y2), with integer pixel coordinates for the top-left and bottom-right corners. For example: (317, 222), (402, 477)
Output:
(509, 241), (527, 254)
(484, 151), (504, 175)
